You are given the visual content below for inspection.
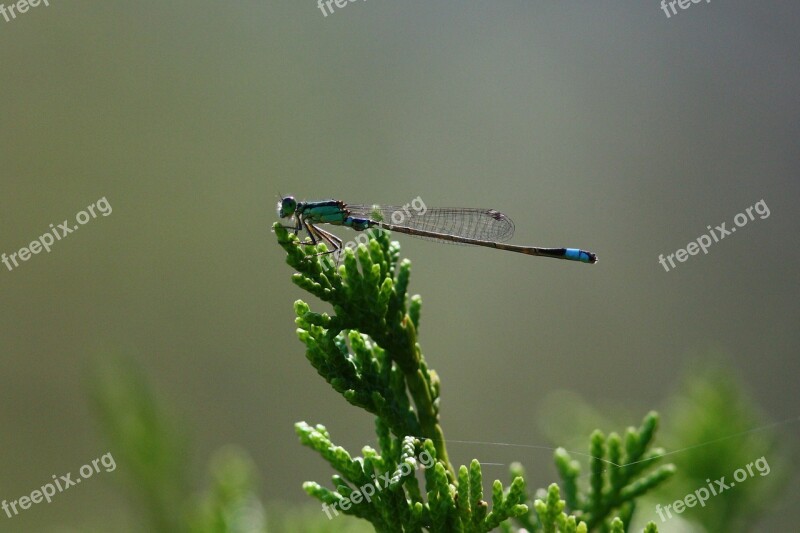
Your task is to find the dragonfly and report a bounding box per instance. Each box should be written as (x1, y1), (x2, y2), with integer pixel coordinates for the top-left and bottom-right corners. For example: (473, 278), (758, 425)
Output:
(277, 196), (597, 264)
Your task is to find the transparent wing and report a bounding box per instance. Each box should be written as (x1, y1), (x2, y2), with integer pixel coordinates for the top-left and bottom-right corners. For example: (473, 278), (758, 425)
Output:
(344, 204), (515, 244)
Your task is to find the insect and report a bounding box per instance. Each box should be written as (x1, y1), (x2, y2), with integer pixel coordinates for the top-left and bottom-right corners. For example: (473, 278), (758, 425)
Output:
(277, 196), (597, 264)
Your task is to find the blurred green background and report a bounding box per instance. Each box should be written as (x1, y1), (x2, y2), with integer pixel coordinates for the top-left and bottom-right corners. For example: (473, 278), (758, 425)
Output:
(1, 1), (798, 531)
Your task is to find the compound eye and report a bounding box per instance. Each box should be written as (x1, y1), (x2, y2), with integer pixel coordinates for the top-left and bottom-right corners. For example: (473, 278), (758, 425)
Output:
(278, 196), (297, 218)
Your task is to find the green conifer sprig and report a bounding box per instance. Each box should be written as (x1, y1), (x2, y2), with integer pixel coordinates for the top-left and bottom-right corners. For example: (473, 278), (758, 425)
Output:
(581, 413), (675, 529)
(276, 223), (450, 471)
(508, 413), (673, 532)
(275, 223), (668, 532)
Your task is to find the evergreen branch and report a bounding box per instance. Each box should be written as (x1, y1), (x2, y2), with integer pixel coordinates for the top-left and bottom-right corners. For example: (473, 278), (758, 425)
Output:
(276, 223), (452, 477)
(277, 224), (670, 532)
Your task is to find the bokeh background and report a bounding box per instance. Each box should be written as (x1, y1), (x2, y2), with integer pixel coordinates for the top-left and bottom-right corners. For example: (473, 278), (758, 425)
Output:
(1, 1), (798, 531)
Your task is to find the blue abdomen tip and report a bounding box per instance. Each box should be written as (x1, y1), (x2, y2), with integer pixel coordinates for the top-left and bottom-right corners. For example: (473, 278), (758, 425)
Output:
(565, 248), (596, 263)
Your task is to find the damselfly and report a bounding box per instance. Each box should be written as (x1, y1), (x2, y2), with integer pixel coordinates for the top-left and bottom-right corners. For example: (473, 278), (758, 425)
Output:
(277, 196), (597, 264)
